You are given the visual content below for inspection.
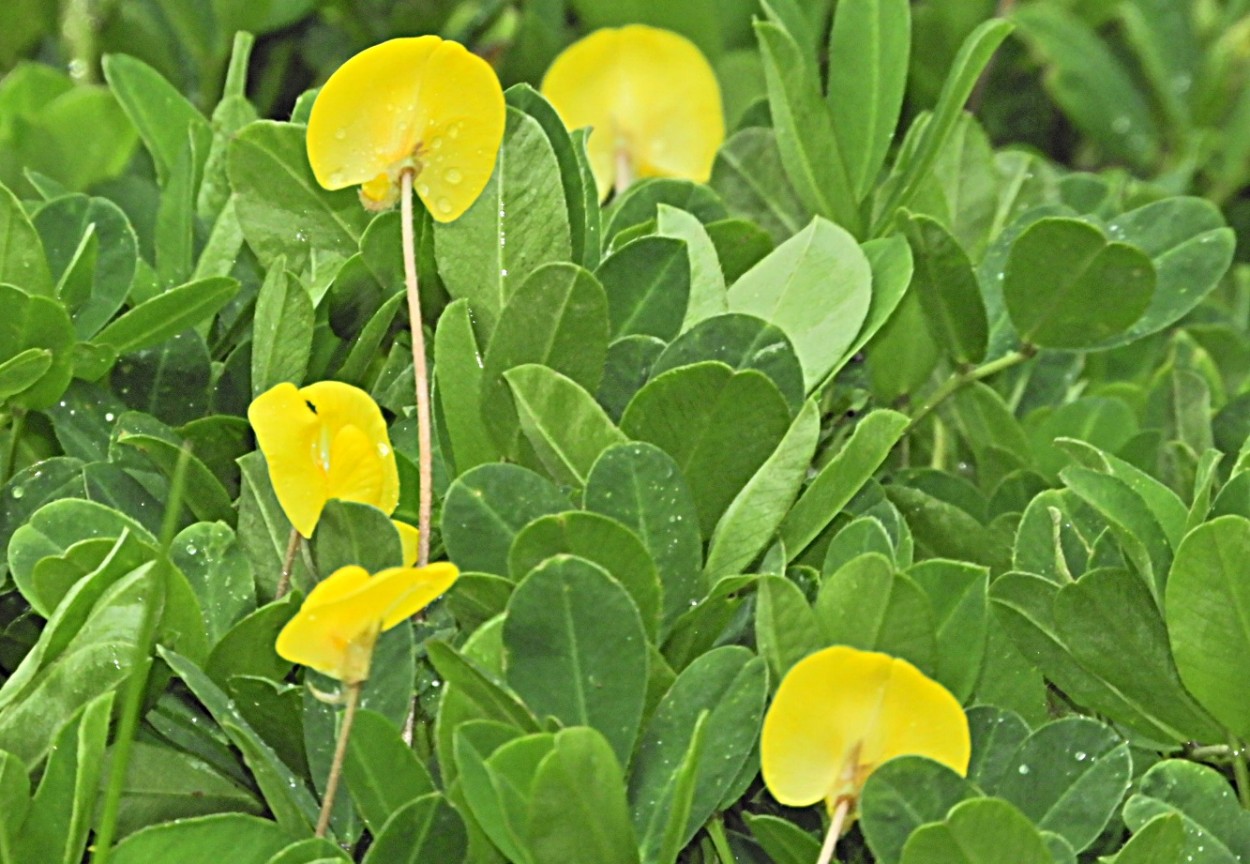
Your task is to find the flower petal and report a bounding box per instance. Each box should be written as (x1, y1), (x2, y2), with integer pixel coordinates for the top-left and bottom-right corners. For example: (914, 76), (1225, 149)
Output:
(248, 382), (327, 538)
(541, 25), (724, 199)
(307, 37), (439, 190)
(303, 564), (372, 610)
(372, 563), (459, 628)
(406, 39), (506, 222)
(393, 520), (420, 567)
(301, 380), (400, 516)
(760, 646), (969, 809)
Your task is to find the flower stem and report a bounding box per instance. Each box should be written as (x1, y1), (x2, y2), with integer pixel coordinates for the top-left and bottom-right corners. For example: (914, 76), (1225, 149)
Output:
(904, 348), (1034, 435)
(315, 680), (363, 838)
(816, 798), (851, 864)
(275, 528), (300, 599)
(1232, 736), (1250, 810)
(400, 169), (433, 569)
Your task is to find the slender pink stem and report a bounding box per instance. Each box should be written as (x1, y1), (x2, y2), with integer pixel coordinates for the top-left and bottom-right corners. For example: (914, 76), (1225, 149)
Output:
(315, 680), (362, 838)
(817, 798), (852, 864)
(400, 170), (433, 569)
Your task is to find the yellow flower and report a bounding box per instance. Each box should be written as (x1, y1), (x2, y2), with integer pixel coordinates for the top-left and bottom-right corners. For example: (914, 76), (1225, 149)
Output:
(305, 36), (506, 219)
(276, 563), (459, 683)
(541, 25), (724, 200)
(394, 520), (420, 567)
(761, 646), (970, 814)
(248, 381), (400, 539)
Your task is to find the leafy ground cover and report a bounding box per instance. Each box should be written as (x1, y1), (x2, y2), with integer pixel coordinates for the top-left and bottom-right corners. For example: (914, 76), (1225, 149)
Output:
(1, 0), (1249, 862)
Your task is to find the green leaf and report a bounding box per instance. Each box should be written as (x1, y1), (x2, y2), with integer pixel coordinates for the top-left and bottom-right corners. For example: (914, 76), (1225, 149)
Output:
(596, 335), (667, 422)
(343, 710), (436, 837)
(709, 128), (810, 244)
(503, 556), (649, 767)
(827, 0), (911, 200)
(860, 756), (979, 864)
(1108, 813), (1185, 864)
(170, 523), (253, 648)
(744, 814), (821, 864)
(0, 283), (74, 409)
(656, 204), (727, 330)
(452, 721), (532, 864)
(0, 348), (51, 401)
(705, 399), (819, 578)
(527, 728), (640, 864)
(605, 179), (727, 242)
(310, 500), (403, 575)
(0, 749), (29, 861)
(754, 574), (823, 682)
(109, 813), (289, 864)
(991, 717), (1131, 852)
(433, 298), (495, 476)
(159, 647), (320, 836)
(362, 793), (468, 864)
(114, 431), (235, 527)
(504, 365), (627, 487)
(434, 106), (572, 337)
(728, 217), (871, 391)
(1011, 5), (1161, 169)
(10, 690), (110, 862)
(101, 53), (210, 185)
(1122, 760), (1250, 863)
(873, 19), (1013, 234)
(251, 260), (312, 397)
(651, 313), (805, 411)
(903, 212), (987, 363)
(780, 409), (910, 558)
(596, 236), (691, 341)
(754, 22), (859, 233)
(33, 193), (136, 338)
(264, 837), (350, 864)
(441, 463), (569, 579)
(0, 182), (52, 296)
(816, 553), (936, 674)
(828, 234), (914, 388)
(426, 641), (539, 735)
(1055, 568), (1221, 742)
(102, 740), (264, 840)
(94, 276), (238, 355)
(480, 262), (609, 463)
(235, 452), (310, 600)
(509, 511), (662, 642)
(227, 120), (369, 275)
(908, 560), (988, 702)
(629, 646), (767, 863)
(1003, 217), (1155, 349)
(1167, 516), (1250, 739)
(585, 443), (704, 631)
(1100, 198), (1236, 347)
(621, 362), (791, 537)
(899, 797), (1051, 864)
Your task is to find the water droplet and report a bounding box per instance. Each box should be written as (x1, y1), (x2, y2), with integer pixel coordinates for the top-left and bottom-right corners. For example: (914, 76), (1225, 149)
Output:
(11, 487), (24, 499)
(329, 171), (345, 186)
(104, 412), (115, 422)
(444, 168), (463, 185)
(1017, 764), (1030, 774)
(377, 443), (391, 457)
(1074, 751), (1087, 761)
(417, 182), (430, 197)
(431, 136), (444, 150)
(449, 122), (462, 139)
(500, 268), (509, 277)
(437, 198), (453, 215)
(334, 128), (347, 141)
(1112, 115), (1131, 134)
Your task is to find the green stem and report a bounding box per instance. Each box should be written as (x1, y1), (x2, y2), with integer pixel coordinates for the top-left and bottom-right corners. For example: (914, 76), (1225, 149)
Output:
(2, 409), (25, 486)
(315, 680), (363, 838)
(1232, 736), (1250, 810)
(706, 814), (736, 864)
(275, 528), (301, 599)
(904, 348), (1034, 434)
(92, 446), (191, 864)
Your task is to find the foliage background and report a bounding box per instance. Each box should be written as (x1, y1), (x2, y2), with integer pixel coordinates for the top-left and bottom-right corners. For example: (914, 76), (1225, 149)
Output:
(0, 0), (1249, 862)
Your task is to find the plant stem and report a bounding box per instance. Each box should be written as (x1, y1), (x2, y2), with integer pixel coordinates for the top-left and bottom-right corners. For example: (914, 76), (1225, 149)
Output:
(1, 408), (25, 486)
(1232, 736), (1250, 810)
(275, 528), (300, 599)
(904, 348), (1034, 434)
(706, 814), (736, 864)
(316, 680), (363, 838)
(816, 799), (851, 864)
(401, 169), (433, 569)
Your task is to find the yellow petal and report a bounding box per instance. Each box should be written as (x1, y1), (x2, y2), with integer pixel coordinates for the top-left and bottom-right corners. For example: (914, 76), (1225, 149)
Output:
(306, 36), (505, 222)
(307, 37), (439, 190)
(541, 25), (724, 200)
(303, 564), (372, 610)
(247, 382), (328, 538)
(302, 380), (400, 516)
(760, 646), (970, 809)
(393, 520), (421, 567)
(407, 39), (507, 222)
(275, 562), (458, 682)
